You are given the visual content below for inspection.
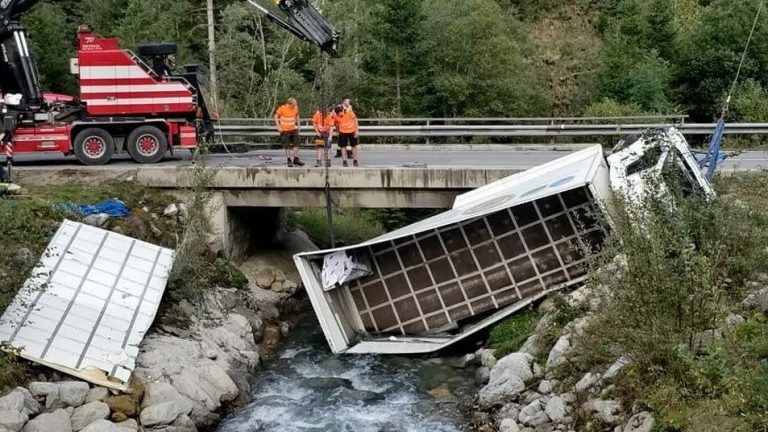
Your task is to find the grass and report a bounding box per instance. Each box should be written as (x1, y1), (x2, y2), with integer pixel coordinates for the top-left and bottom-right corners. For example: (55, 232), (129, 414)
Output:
(489, 309), (540, 358)
(287, 208), (386, 248)
(559, 172), (768, 431)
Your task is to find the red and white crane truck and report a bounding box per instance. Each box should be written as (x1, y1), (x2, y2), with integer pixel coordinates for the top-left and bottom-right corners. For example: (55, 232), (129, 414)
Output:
(0, 0), (338, 180)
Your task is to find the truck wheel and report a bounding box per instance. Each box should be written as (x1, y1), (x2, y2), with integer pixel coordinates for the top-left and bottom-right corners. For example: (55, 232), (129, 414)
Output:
(126, 126), (167, 164)
(73, 128), (114, 165)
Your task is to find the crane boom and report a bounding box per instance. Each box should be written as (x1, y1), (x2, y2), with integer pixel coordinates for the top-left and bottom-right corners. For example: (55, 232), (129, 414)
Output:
(247, 0), (339, 54)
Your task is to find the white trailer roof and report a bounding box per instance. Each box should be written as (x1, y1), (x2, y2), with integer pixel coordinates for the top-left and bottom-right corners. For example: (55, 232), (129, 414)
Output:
(0, 220), (174, 391)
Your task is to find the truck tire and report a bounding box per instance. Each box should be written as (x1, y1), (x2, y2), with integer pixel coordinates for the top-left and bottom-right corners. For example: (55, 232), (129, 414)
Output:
(125, 126), (167, 164)
(73, 128), (114, 166)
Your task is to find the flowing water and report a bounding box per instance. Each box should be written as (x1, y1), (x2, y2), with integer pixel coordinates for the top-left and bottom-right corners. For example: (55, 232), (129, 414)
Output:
(218, 313), (479, 432)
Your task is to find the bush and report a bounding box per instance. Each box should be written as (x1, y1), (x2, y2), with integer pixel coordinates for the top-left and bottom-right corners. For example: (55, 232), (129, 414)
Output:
(287, 208), (386, 248)
(571, 172), (768, 430)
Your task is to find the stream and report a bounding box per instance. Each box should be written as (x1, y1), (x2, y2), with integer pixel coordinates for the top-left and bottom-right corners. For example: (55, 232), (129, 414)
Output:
(217, 312), (479, 432)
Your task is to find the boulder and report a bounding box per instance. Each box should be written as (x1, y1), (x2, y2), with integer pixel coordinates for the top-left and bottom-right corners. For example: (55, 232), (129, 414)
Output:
(624, 411), (654, 432)
(79, 420), (123, 432)
(475, 367), (490, 385)
(518, 334), (540, 357)
(480, 350), (497, 368)
(742, 287), (768, 312)
(115, 419), (138, 431)
(724, 313), (746, 330)
(546, 336), (570, 370)
(0, 392), (24, 414)
(603, 356), (631, 380)
(163, 204), (179, 217)
(70, 401), (110, 431)
(105, 396), (137, 418)
(110, 413), (127, 423)
(200, 365), (239, 403)
(85, 388), (109, 405)
(691, 329), (723, 355)
(544, 396), (566, 423)
(0, 410), (25, 432)
(538, 380), (553, 395)
(303, 377), (353, 391)
(84, 213), (110, 227)
(254, 268), (277, 289)
(575, 373), (601, 393)
(494, 353), (534, 383)
(57, 382), (90, 408)
(499, 418), (520, 432)
(518, 401), (549, 427)
(140, 401), (187, 427)
(27, 383), (57, 399)
(141, 383), (193, 415)
(22, 409), (71, 432)
(478, 368), (525, 408)
(583, 399), (622, 424)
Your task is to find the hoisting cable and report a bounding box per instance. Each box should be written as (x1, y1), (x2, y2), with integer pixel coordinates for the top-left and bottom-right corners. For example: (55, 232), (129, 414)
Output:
(703, 0), (764, 180)
(313, 51), (336, 247)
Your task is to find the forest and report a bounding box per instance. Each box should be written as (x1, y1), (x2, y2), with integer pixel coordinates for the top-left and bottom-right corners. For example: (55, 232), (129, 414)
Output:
(21, 0), (768, 122)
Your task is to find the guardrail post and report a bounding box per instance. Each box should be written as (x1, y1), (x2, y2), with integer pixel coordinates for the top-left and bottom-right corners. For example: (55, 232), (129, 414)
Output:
(426, 119), (431, 145)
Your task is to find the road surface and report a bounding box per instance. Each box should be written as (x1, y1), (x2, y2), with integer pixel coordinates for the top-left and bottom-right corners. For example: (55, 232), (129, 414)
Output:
(10, 148), (768, 172)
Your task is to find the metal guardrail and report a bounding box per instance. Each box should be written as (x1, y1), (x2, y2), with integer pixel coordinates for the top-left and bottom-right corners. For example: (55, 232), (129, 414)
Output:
(213, 118), (768, 138)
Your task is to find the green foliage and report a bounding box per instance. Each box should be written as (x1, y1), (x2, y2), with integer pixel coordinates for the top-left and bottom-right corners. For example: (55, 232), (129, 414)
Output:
(24, 2), (76, 94)
(116, 0), (202, 63)
(489, 309), (539, 357)
(570, 172), (768, 431)
(287, 208), (385, 248)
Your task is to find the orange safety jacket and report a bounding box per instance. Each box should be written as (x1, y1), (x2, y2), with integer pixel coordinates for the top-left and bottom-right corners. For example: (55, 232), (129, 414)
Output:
(337, 108), (358, 134)
(312, 111), (335, 133)
(275, 104), (299, 132)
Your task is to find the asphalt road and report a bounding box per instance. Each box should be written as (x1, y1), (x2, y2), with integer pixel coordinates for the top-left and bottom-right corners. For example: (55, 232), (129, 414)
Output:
(10, 147), (768, 172)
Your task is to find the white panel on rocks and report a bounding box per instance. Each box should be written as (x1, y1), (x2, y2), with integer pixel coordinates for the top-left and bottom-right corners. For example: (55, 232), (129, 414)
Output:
(0, 220), (175, 391)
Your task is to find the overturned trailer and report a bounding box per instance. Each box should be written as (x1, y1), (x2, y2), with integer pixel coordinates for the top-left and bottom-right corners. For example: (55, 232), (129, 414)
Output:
(294, 127), (715, 354)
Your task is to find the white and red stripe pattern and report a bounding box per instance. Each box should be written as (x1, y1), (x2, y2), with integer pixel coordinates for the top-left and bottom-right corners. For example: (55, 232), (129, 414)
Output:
(77, 35), (195, 116)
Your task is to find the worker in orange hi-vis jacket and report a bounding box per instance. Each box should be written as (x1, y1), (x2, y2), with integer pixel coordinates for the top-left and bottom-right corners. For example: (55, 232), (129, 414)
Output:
(274, 97), (304, 167)
(312, 105), (336, 167)
(337, 97), (360, 167)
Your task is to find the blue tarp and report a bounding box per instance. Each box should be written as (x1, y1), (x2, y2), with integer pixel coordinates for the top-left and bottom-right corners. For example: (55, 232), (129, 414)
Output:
(65, 199), (130, 217)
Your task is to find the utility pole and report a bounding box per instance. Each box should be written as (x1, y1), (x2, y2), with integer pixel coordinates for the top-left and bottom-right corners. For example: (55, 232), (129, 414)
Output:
(206, 0), (218, 106)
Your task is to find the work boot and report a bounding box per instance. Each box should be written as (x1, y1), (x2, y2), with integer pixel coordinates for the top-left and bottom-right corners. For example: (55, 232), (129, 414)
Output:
(315, 159), (323, 167)
(287, 158), (293, 167)
(342, 160), (348, 167)
(293, 157), (305, 167)
(353, 159), (359, 167)
(335, 149), (342, 158)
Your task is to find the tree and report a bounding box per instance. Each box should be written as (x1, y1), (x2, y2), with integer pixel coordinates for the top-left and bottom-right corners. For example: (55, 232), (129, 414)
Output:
(24, 2), (76, 94)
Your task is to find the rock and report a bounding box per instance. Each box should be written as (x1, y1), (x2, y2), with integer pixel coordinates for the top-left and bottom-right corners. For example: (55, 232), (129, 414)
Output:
(481, 353), (533, 406)
(105, 396), (137, 418)
(70, 401), (110, 431)
(523, 391), (544, 404)
(604, 356), (631, 380)
(583, 399), (622, 424)
(27, 383), (57, 398)
(254, 268), (277, 289)
(546, 336), (570, 370)
(303, 377), (353, 391)
(497, 403), (521, 421)
(725, 313), (746, 330)
(116, 419), (137, 431)
(10, 389), (37, 418)
(475, 367), (490, 385)
(270, 281), (284, 292)
(80, 420), (123, 432)
(172, 414), (197, 430)
(331, 388), (384, 404)
(0, 410), (25, 432)
(561, 393), (576, 404)
(545, 397), (566, 423)
(426, 386), (456, 401)
(500, 418), (520, 432)
(84, 213), (110, 227)
(691, 329), (723, 355)
(623, 411), (654, 432)
(178, 204), (189, 222)
(480, 350), (497, 368)
(519, 334), (541, 358)
(141, 383), (191, 412)
(57, 382), (90, 408)
(262, 326), (281, 350)
(533, 363), (544, 379)
(129, 216), (146, 239)
(494, 353), (534, 382)
(282, 280), (299, 295)
(140, 401), (188, 427)
(279, 321), (291, 337)
(518, 401), (549, 427)
(742, 287), (768, 312)
(164, 204), (179, 217)
(22, 409), (71, 432)
(85, 388), (108, 405)
(575, 373), (601, 393)
(201, 365), (239, 403)
(110, 413), (127, 423)
(445, 354), (476, 368)
(0, 391), (24, 414)
(538, 380), (553, 395)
